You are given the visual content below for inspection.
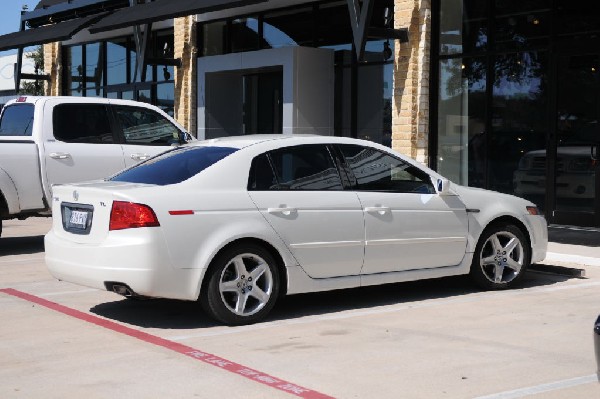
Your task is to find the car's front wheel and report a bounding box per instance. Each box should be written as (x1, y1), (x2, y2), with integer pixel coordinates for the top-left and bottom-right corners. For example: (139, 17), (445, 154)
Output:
(201, 243), (280, 325)
(470, 223), (531, 290)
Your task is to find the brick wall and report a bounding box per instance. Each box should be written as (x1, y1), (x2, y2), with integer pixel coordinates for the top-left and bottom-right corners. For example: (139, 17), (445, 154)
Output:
(174, 16), (197, 136)
(43, 42), (62, 96)
(393, 0), (431, 164)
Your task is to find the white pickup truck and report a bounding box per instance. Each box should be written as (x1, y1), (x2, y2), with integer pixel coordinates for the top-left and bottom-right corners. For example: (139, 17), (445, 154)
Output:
(0, 96), (191, 237)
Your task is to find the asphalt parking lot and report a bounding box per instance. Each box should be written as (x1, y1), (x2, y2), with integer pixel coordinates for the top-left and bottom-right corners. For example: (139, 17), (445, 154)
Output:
(1, 218), (599, 398)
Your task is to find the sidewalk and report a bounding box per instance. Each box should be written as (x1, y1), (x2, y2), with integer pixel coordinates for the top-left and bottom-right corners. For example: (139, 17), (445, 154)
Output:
(543, 225), (600, 267)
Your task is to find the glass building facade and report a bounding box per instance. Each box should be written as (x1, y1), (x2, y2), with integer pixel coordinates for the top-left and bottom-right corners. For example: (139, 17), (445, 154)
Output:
(433, 0), (600, 226)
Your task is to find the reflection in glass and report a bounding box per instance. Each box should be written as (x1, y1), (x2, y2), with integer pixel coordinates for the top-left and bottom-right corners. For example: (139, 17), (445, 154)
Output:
(437, 57), (486, 186)
(157, 83), (175, 117)
(495, 12), (549, 51)
(66, 45), (83, 96)
(440, 0), (488, 55)
(107, 39), (128, 85)
(202, 21), (226, 56)
(263, 6), (313, 48)
(85, 43), (103, 95)
(231, 18), (260, 53)
(493, 52), (547, 208)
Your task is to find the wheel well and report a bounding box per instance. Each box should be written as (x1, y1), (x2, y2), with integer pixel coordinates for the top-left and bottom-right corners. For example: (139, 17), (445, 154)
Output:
(483, 216), (532, 253)
(200, 237), (289, 299)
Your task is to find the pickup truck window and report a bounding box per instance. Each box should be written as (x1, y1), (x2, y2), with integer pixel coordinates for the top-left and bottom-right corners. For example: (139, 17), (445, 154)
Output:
(0, 104), (34, 136)
(53, 104), (114, 143)
(114, 106), (181, 145)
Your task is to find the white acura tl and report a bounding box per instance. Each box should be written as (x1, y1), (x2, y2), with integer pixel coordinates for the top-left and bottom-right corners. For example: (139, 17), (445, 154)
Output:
(45, 135), (547, 325)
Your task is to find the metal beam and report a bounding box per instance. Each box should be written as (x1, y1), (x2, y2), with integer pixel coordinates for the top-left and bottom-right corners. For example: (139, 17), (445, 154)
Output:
(346, 0), (374, 61)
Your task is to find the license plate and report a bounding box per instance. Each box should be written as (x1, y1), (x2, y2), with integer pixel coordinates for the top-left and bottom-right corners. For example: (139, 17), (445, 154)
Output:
(69, 210), (88, 228)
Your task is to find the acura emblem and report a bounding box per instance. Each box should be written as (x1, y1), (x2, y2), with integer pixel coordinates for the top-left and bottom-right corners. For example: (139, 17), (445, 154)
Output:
(73, 191), (79, 201)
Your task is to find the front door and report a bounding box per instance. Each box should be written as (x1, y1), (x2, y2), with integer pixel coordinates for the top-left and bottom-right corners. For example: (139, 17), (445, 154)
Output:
(551, 52), (600, 226)
(243, 71), (283, 135)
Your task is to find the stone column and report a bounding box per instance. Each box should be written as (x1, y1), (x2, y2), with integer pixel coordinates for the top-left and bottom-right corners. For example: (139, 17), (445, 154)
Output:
(43, 42), (62, 96)
(393, 0), (431, 164)
(174, 16), (198, 136)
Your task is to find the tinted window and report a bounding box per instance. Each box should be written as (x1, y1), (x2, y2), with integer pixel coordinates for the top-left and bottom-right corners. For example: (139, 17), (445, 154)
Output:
(339, 145), (435, 193)
(53, 104), (113, 143)
(248, 154), (278, 190)
(0, 104), (34, 136)
(110, 146), (238, 186)
(268, 145), (343, 190)
(115, 106), (181, 145)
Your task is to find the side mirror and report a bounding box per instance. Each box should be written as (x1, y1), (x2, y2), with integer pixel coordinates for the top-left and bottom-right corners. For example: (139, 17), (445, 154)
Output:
(436, 178), (451, 195)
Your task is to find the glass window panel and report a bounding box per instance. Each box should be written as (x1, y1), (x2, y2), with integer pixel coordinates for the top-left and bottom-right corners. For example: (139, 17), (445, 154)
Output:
(491, 52), (548, 207)
(107, 38), (128, 85)
(85, 43), (103, 90)
(53, 104), (113, 143)
(268, 145), (343, 190)
(339, 145), (435, 193)
(157, 83), (175, 117)
(440, 0), (488, 55)
(65, 45), (83, 96)
(317, 3), (352, 48)
(231, 18), (260, 53)
(437, 57), (487, 186)
(202, 21), (227, 56)
(115, 106), (180, 145)
(495, 12), (549, 51)
(263, 6), (314, 48)
(248, 154), (278, 190)
(0, 104), (34, 136)
(495, 0), (550, 15)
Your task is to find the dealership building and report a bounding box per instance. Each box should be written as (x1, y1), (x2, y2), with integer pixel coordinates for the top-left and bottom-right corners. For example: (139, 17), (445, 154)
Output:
(0, 0), (599, 226)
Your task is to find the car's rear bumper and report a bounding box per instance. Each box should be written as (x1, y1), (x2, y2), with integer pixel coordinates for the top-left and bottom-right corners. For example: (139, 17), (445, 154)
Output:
(45, 229), (202, 301)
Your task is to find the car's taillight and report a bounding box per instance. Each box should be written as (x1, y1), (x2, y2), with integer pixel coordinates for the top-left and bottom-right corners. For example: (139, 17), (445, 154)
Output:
(109, 201), (160, 231)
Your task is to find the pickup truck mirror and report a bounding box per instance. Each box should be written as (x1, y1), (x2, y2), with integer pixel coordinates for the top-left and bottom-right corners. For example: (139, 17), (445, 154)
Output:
(435, 178), (451, 195)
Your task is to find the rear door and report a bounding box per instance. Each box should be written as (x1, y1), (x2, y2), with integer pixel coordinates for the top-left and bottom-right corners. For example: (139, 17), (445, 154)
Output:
(248, 144), (365, 278)
(42, 100), (126, 188)
(111, 104), (183, 168)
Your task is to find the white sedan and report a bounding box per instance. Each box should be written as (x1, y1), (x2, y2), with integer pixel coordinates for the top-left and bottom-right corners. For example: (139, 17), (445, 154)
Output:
(45, 135), (548, 325)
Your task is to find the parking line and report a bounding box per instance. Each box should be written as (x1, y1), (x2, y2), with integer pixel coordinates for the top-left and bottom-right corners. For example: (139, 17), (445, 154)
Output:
(0, 288), (334, 399)
(472, 374), (598, 399)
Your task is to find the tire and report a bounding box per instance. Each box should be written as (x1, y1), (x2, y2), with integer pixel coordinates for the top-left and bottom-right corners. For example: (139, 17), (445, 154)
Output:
(200, 243), (280, 325)
(469, 223), (531, 290)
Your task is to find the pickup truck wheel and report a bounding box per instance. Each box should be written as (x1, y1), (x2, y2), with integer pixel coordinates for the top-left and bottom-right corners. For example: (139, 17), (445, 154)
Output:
(470, 223), (530, 290)
(200, 243), (280, 326)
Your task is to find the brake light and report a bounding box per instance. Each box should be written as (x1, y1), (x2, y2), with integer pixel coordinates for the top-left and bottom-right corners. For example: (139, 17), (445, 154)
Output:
(109, 201), (160, 231)
(16, 96), (27, 102)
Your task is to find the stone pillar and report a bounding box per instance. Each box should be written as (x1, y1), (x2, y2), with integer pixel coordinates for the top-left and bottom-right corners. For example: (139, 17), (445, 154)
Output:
(43, 42), (62, 96)
(174, 16), (198, 136)
(393, 0), (431, 164)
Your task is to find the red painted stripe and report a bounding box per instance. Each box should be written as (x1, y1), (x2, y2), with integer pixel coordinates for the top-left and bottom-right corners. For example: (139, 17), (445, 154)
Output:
(0, 288), (334, 399)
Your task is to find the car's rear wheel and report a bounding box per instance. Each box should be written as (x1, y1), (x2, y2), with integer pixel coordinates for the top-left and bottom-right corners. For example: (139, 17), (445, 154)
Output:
(201, 243), (280, 325)
(470, 223), (530, 290)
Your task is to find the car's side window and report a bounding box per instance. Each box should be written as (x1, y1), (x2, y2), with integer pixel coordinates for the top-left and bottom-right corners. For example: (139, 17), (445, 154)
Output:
(248, 154), (278, 190)
(53, 104), (114, 143)
(339, 144), (435, 194)
(114, 106), (181, 146)
(0, 104), (34, 136)
(264, 144), (344, 191)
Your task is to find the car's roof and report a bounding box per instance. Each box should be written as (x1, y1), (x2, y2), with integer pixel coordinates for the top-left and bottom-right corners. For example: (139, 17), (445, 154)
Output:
(190, 134), (380, 150)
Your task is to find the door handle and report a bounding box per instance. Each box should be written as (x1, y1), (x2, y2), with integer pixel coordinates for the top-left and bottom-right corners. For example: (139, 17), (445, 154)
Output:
(365, 206), (391, 215)
(49, 152), (71, 160)
(130, 153), (150, 161)
(267, 207), (297, 216)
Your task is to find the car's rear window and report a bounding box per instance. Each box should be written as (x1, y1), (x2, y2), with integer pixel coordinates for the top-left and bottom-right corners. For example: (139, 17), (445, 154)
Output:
(0, 104), (34, 136)
(109, 146), (238, 186)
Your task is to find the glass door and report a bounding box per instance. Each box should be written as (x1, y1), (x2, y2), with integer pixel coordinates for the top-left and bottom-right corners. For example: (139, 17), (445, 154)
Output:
(242, 70), (283, 135)
(552, 52), (600, 226)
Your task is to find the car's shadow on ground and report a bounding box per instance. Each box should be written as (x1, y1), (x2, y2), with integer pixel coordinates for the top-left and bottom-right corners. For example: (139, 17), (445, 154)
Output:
(90, 265), (577, 330)
(0, 235), (45, 256)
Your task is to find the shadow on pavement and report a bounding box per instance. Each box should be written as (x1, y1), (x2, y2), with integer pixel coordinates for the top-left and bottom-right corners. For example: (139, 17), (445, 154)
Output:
(549, 225), (600, 247)
(0, 235), (45, 256)
(90, 268), (576, 329)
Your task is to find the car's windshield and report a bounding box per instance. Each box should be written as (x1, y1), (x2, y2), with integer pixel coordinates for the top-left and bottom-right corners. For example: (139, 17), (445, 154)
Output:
(109, 146), (238, 186)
